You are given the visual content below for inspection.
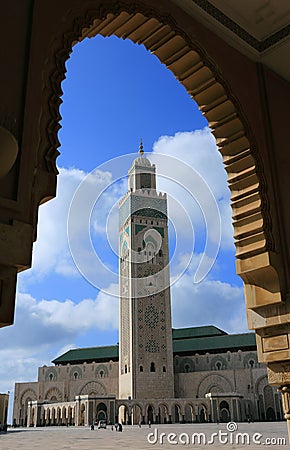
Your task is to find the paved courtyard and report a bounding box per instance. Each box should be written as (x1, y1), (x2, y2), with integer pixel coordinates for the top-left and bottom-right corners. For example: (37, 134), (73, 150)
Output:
(0, 422), (288, 450)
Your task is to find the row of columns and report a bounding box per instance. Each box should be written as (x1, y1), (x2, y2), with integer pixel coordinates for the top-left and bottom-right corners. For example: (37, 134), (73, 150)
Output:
(27, 402), (76, 427)
(26, 393), (285, 428)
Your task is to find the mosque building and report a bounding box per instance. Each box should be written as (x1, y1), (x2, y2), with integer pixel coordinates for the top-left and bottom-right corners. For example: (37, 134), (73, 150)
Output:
(13, 148), (282, 427)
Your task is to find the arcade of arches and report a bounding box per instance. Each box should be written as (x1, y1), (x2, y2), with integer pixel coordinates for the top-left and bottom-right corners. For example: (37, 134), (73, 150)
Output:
(1, 0), (290, 438)
(13, 337), (284, 427)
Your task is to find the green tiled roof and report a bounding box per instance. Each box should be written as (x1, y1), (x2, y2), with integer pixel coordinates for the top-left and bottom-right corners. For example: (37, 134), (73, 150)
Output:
(52, 345), (118, 365)
(172, 325), (227, 340)
(173, 332), (256, 355)
(52, 327), (256, 365)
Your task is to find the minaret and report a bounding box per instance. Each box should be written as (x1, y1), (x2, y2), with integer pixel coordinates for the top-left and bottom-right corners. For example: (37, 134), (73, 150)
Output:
(118, 141), (174, 402)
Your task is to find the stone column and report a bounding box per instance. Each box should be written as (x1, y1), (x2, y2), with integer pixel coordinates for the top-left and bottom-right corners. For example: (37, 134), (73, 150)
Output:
(75, 398), (80, 426)
(26, 402), (31, 427)
(278, 386), (290, 442)
(268, 363), (290, 443)
(85, 399), (89, 426)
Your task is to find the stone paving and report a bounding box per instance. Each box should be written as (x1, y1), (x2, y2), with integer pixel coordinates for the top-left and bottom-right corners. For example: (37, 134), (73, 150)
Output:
(0, 422), (288, 450)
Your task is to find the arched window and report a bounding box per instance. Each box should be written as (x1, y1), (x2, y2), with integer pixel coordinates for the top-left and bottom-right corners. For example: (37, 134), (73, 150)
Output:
(73, 372), (78, 380)
(184, 364), (190, 373)
(215, 361), (222, 370)
(99, 370), (104, 378)
(140, 365), (143, 372)
(125, 365), (127, 374)
(49, 373), (54, 381)
(163, 366), (166, 372)
(249, 359), (255, 368)
(150, 362), (155, 372)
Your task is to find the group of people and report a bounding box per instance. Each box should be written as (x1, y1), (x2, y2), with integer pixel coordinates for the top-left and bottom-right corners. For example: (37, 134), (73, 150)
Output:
(90, 422), (123, 432)
(113, 423), (123, 432)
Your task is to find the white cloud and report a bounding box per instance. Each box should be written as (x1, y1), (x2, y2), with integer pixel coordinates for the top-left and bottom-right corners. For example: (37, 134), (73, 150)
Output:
(151, 129), (234, 251)
(169, 251), (247, 334)
(0, 287), (119, 420)
(15, 288), (118, 339)
(171, 273), (247, 334)
(20, 130), (234, 292)
(20, 167), (122, 289)
(3, 130), (248, 424)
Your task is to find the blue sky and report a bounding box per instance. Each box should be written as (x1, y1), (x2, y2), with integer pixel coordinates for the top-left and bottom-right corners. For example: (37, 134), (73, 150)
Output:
(2, 35), (249, 417)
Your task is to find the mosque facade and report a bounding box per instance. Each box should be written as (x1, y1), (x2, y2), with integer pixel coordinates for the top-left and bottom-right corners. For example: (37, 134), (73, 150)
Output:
(13, 151), (282, 427)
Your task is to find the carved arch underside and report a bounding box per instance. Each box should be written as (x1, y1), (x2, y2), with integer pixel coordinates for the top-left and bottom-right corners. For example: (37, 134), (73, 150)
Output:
(37, 2), (282, 317)
(26, 0), (289, 377)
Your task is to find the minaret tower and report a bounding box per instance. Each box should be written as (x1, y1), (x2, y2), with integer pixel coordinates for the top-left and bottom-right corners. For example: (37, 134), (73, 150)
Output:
(119, 141), (174, 401)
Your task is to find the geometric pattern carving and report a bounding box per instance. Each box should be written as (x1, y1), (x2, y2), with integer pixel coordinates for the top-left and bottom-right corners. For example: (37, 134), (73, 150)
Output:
(45, 387), (62, 402)
(179, 357), (195, 373)
(45, 367), (58, 381)
(145, 339), (160, 353)
(144, 304), (159, 328)
(70, 366), (82, 380)
(79, 381), (107, 396)
(95, 364), (109, 378)
(197, 373), (233, 397)
(210, 355), (227, 371)
(20, 388), (37, 405)
(255, 375), (268, 395)
(243, 352), (258, 368)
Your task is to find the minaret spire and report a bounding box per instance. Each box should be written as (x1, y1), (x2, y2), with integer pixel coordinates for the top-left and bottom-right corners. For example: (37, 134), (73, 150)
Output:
(139, 138), (144, 155)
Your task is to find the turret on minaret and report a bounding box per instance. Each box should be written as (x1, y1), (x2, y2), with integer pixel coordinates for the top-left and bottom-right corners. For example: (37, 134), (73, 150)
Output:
(128, 139), (156, 192)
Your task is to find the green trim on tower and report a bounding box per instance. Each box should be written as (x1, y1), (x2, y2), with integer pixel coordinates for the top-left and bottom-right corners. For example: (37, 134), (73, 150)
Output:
(135, 224), (147, 235)
(133, 208), (167, 219)
(153, 226), (164, 238)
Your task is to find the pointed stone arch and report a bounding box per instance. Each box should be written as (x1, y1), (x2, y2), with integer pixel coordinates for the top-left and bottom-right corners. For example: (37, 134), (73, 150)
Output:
(34, 1), (284, 335)
(20, 388), (37, 405)
(70, 366), (82, 380)
(45, 387), (62, 402)
(255, 374), (268, 395)
(40, 4), (272, 256)
(45, 367), (58, 381)
(197, 373), (233, 397)
(17, 0), (286, 397)
(79, 380), (107, 396)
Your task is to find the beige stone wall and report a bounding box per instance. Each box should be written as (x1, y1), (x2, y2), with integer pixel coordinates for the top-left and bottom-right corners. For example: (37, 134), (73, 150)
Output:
(13, 361), (119, 425)
(174, 351), (283, 421)
(174, 349), (262, 373)
(13, 349), (283, 425)
(13, 382), (39, 426)
(0, 393), (9, 425)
